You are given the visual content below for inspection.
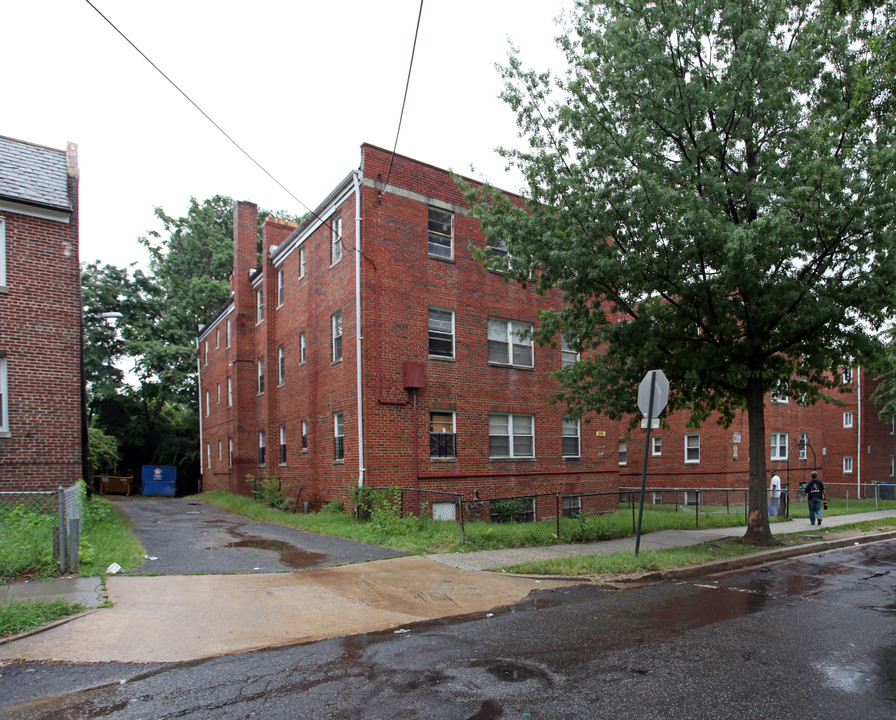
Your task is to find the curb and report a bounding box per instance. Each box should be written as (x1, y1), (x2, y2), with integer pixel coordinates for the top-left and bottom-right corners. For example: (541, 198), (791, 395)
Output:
(0, 608), (102, 647)
(636, 529), (896, 584)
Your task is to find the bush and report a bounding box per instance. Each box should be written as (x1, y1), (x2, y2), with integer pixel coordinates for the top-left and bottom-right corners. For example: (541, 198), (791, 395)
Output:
(246, 474), (291, 511)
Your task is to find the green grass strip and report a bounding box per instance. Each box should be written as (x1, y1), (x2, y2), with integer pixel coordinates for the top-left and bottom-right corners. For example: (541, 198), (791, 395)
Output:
(0, 598), (85, 637)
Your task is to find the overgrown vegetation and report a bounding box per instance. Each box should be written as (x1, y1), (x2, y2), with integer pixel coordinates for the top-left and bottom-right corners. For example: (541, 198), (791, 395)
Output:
(0, 485), (145, 581)
(0, 598), (86, 638)
(246, 474), (292, 512)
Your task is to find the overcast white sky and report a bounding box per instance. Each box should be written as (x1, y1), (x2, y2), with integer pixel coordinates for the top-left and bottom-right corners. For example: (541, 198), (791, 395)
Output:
(3, 0), (570, 269)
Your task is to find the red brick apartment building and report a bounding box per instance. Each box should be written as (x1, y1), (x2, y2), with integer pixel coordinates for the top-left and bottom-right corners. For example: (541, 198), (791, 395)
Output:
(198, 144), (896, 510)
(0, 135), (82, 490)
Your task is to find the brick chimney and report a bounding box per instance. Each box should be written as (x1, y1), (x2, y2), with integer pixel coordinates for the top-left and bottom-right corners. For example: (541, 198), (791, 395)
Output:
(262, 217), (298, 259)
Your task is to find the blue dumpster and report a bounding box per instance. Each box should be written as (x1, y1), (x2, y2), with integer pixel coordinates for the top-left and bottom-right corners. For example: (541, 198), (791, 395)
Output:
(142, 465), (177, 496)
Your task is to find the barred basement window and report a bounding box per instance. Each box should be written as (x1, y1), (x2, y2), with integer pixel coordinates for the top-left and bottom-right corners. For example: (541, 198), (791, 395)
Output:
(430, 411), (456, 458)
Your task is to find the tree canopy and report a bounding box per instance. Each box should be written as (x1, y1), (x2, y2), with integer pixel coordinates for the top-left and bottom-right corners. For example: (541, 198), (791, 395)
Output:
(466, 0), (896, 544)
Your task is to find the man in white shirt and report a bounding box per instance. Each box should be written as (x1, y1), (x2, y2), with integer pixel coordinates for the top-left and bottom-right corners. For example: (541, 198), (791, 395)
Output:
(769, 472), (782, 516)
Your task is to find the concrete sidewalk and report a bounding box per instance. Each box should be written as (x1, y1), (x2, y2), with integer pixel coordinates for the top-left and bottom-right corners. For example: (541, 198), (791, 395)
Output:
(427, 509), (896, 571)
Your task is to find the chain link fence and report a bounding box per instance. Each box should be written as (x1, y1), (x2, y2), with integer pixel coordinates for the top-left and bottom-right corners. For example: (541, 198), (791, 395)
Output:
(0, 484), (82, 580)
(397, 486), (753, 547)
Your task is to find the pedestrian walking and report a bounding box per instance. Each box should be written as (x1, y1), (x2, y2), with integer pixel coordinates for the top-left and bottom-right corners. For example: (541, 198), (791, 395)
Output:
(805, 471), (825, 525)
(769, 472), (782, 516)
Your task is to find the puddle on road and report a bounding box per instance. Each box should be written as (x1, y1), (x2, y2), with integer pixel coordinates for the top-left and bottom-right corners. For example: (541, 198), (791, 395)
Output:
(224, 537), (328, 569)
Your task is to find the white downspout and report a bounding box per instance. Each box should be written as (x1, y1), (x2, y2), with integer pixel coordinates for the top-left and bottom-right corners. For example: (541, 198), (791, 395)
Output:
(857, 366), (861, 498)
(196, 333), (204, 492)
(353, 170), (365, 488)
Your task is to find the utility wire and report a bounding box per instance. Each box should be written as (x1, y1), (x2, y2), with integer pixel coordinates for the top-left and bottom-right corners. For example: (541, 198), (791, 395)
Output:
(379, 0), (425, 199)
(83, 0), (324, 225)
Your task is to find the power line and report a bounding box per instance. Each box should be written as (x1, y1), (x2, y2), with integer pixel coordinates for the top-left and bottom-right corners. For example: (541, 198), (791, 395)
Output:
(379, 0), (425, 199)
(82, 0), (322, 223)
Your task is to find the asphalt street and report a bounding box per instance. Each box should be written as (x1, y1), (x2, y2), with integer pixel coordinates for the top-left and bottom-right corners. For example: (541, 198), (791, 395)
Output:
(2, 539), (894, 719)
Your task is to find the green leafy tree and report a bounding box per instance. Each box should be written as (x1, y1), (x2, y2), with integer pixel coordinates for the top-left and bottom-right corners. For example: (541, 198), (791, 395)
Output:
(466, 0), (896, 545)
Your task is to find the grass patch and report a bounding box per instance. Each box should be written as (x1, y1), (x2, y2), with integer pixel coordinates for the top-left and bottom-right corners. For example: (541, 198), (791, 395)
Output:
(787, 497), (896, 518)
(0, 489), (145, 581)
(0, 598), (85, 637)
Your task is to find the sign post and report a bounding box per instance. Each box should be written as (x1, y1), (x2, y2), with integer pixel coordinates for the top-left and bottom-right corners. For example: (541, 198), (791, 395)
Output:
(635, 370), (669, 555)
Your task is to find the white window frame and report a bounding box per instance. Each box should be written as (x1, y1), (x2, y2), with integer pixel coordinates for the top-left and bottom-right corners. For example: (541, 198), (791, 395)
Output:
(227, 376), (232, 407)
(842, 367), (853, 384)
(562, 418), (580, 458)
(228, 437), (233, 468)
(685, 433), (701, 463)
(334, 412), (344, 461)
(430, 410), (457, 459)
(771, 431), (788, 461)
(799, 432), (808, 461)
(843, 456), (853, 473)
(300, 332), (306, 364)
(215, 328), (220, 349)
(1, 355), (9, 435)
(487, 236), (507, 261)
(889, 455), (894, 477)
(280, 425), (287, 465)
(428, 308), (455, 358)
(217, 439), (222, 461)
(206, 442), (211, 469)
(843, 411), (854, 428)
(277, 269), (285, 307)
(618, 439), (628, 466)
(216, 383), (220, 405)
(204, 340), (209, 366)
(427, 206), (454, 259)
(561, 334), (579, 367)
(302, 419), (308, 451)
(652, 435), (662, 457)
(487, 318), (533, 367)
(332, 310), (343, 362)
(205, 390), (210, 417)
(278, 345), (285, 385)
(257, 358), (264, 394)
(256, 289), (263, 324)
(331, 214), (343, 264)
(258, 430), (266, 466)
(226, 318), (232, 348)
(489, 413), (534, 459)
(299, 247), (306, 278)
(771, 381), (788, 403)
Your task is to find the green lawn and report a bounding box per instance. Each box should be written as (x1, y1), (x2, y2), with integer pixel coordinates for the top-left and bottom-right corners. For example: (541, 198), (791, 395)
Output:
(0, 598), (85, 638)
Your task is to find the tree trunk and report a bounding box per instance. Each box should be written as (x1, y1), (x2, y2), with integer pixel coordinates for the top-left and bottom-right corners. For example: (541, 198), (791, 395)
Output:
(742, 376), (775, 545)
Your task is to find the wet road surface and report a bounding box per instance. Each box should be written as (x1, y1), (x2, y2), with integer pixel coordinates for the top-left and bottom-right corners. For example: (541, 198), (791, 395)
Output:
(2, 538), (894, 718)
(113, 496), (405, 574)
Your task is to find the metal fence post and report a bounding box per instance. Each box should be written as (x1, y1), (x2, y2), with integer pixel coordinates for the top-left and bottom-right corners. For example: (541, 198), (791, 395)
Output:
(56, 486), (66, 573)
(556, 493), (561, 540)
(458, 497), (465, 544)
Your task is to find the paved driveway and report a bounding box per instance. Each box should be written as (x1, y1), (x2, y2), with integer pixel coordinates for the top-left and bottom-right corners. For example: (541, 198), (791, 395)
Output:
(113, 496), (405, 574)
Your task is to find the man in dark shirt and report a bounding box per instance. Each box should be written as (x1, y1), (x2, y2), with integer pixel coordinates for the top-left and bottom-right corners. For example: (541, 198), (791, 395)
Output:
(805, 471), (825, 525)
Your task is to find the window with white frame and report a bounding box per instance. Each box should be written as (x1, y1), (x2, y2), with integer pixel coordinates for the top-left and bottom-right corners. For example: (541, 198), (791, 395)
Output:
(652, 435), (662, 456)
(561, 334), (579, 367)
(428, 308), (454, 358)
(277, 269), (284, 306)
(205, 390), (210, 417)
(891, 415), (895, 434)
(206, 442), (211, 469)
(430, 411), (456, 458)
(799, 432), (808, 460)
(216, 382), (220, 405)
(1, 356), (9, 434)
(257, 358), (264, 394)
(258, 430), (266, 465)
(685, 433), (701, 463)
(843, 411), (854, 428)
(843, 456), (853, 473)
(226, 318), (231, 348)
(299, 247), (306, 278)
(228, 437), (233, 467)
(215, 328), (220, 348)
(771, 432), (788, 461)
(256, 289), (263, 323)
(227, 376), (232, 407)
(300, 332), (306, 363)
(302, 419), (308, 450)
(488, 318), (533, 367)
(890, 455), (894, 477)
(489, 413), (534, 458)
(334, 412), (344, 461)
(204, 340), (208, 366)
(428, 206), (453, 259)
(562, 419), (580, 458)
(278, 345), (285, 385)
(280, 425), (287, 464)
(842, 367), (853, 384)
(619, 439), (628, 466)
(771, 381), (788, 403)
(332, 310), (343, 362)
(487, 236), (507, 261)
(0, 217), (6, 288)
(217, 439), (222, 461)
(331, 214), (343, 264)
